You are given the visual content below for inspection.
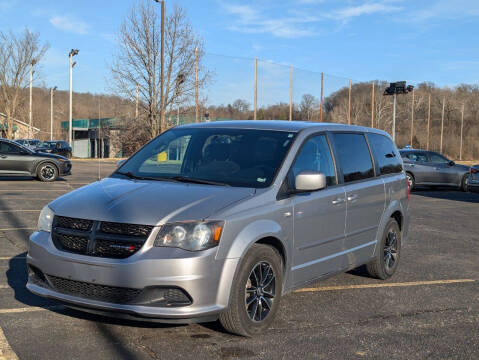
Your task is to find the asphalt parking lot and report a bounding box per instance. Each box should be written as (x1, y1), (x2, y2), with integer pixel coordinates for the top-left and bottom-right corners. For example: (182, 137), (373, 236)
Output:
(0, 160), (478, 360)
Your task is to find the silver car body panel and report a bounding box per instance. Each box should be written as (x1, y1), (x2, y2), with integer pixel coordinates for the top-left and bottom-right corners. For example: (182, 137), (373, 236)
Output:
(27, 121), (410, 321)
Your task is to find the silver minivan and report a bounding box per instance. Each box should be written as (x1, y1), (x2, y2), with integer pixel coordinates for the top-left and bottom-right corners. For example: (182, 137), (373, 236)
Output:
(27, 121), (410, 336)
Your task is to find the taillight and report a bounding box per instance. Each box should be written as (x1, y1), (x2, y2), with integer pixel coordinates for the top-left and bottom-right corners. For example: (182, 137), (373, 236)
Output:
(406, 177), (410, 201)
(470, 167), (478, 174)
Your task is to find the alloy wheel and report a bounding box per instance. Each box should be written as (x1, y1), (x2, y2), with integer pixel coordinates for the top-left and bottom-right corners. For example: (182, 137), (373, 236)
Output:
(41, 165), (55, 180)
(384, 229), (398, 271)
(245, 261), (276, 322)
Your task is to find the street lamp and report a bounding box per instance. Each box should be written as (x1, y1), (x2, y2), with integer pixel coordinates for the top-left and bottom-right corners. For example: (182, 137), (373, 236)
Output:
(383, 81), (414, 143)
(50, 86), (57, 140)
(154, 0), (165, 133)
(69, 49), (79, 150)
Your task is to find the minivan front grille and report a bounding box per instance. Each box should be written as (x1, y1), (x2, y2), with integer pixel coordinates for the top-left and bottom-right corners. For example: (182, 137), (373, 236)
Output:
(51, 216), (153, 259)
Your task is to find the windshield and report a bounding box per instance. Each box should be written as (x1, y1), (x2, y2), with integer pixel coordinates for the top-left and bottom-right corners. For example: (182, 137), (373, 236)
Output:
(40, 141), (57, 148)
(113, 127), (296, 188)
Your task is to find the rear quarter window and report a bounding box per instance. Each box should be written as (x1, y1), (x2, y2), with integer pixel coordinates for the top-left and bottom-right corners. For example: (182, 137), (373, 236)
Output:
(332, 133), (374, 183)
(367, 133), (403, 175)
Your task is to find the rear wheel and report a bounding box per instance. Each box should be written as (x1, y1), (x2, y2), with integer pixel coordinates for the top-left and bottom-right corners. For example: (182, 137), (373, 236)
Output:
(461, 174), (469, 192)
(37, 162), (58, 182)
(366, 218), (401, 280)
(219, 244), (283, 337)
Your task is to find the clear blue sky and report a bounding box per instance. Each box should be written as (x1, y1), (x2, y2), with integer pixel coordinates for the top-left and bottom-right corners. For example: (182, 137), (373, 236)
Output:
(1, 0), (478, 105)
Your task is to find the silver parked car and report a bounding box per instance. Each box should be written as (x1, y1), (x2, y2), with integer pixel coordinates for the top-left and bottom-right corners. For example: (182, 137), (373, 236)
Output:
(400, 149), (470, 191)
(27, 121), (410, 336)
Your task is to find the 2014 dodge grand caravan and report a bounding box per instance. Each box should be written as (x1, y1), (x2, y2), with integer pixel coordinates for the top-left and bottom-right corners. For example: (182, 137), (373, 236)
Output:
(27, 121), (409, 336)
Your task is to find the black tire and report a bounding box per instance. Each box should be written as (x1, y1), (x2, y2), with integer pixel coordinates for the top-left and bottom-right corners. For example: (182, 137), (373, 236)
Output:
(366, 218), (401, 280)
(219, 244), (283, 337)
(37, 162), (58, 182)
(406, 172), (415, 191)
(461, 174), (469, 192)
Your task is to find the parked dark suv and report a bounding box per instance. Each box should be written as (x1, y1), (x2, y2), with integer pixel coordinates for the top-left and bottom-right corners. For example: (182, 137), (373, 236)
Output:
(36, 141), (72, 159)
(0, 138), (71, 181)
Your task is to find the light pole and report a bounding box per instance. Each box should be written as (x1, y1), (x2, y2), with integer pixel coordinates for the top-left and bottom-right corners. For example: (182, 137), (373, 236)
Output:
(69, 49), (79, 149)
(154, 0), (165, 133)
(29, 60), (36, 139)
(50, 86), (57, 140)
(383, 81), (414, 143)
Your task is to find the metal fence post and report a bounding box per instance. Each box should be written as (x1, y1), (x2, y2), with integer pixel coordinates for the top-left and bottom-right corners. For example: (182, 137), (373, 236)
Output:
(254, 58), (257, 120)
(440, 96), (445, 153)
(410, 89), (414, 146)
(371, 82), (375, 128)
(460, 103), (464, 160)
(348, 79), (351, 125)
(320, 72), (323, 122)
(427, 94), (431, 150)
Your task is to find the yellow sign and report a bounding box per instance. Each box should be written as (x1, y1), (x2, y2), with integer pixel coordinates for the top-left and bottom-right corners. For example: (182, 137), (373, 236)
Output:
(157, 151), (167, 162)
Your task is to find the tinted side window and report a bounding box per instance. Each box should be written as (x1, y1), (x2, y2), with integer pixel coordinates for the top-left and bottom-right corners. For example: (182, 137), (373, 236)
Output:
(333, 133), (374, 183)
(428, 152), (449, 163)
(290, 135), (337, 187)
(367, 133), (402, 175)
(0, 142), (21, 154)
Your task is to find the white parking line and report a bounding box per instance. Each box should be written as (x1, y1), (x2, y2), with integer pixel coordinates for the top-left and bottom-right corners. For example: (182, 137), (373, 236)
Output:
(0, 305), (63, 315)
(0, 190), (67, 192)
(0, 210), (41, 213)
(295, 279), (477, 293)
(0, 285), (9, 289)
(0, 327), (19, 360)
(0, 257), (26, 261)
(1, 198), (57, 201)
(0, 228), (35, 231)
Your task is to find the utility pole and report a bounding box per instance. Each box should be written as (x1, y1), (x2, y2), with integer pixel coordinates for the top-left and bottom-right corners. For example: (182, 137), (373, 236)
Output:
(195, 47), (199, 123)
(289, 65), (293, 121)
(427, 94), (431, 150)
(392, 93), (396, 142)
(460, 103), (464, 160)
(29, 60), (36, 138)
(383, 81), (414, 143)
(348, 79), (352, 125)
(69, 49), (79, 149)
(320, 72), (323, 122)
(410, 89), (414, 146)
(254, 58), (257, 120)
(371, 82), (375, 128)
(440, 97), (445, 153)
(50, 86), (57, 141)
(136, 83), (139, 120)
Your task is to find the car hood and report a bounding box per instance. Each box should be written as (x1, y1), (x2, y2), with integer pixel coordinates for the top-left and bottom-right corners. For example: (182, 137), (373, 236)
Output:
(49, 177), (255, 225)
(33, 151), (67, 160)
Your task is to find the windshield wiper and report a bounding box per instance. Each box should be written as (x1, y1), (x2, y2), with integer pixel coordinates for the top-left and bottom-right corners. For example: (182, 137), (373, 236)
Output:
(115, 171), (167, 181)
(170, 176), (229, 186)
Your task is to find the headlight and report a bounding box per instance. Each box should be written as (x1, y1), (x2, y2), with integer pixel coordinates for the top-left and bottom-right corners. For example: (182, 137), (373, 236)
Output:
(37, 206), (54, 232)
(154, 221), (224, 251)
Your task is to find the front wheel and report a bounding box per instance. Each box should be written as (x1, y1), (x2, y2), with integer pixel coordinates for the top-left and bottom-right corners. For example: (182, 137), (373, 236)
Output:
(37, 163), (58, 182)
(366, 218), (401, 280)
(219, 244), (283, 337)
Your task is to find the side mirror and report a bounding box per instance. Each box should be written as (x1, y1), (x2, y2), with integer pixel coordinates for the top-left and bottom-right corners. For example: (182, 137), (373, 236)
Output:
(117, 159), (126, 168)
(294, 171), (327, 192)
(449, 160), (455, 166)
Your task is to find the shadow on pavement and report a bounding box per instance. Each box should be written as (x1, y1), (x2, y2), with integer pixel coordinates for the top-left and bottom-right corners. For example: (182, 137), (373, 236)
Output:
(412, 188), (479, 203)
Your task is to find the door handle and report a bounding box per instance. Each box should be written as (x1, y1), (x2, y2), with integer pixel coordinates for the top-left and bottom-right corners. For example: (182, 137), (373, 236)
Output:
(332, 198), (345, 205)
(410, 164), (415, 167)
(347, 194), (359, 201)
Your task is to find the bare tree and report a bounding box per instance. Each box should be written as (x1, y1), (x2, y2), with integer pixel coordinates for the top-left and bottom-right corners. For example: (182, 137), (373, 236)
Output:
(0, 29), (48, 139)
(299, 94), (318, 121)
(110, 0), (208, 139)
